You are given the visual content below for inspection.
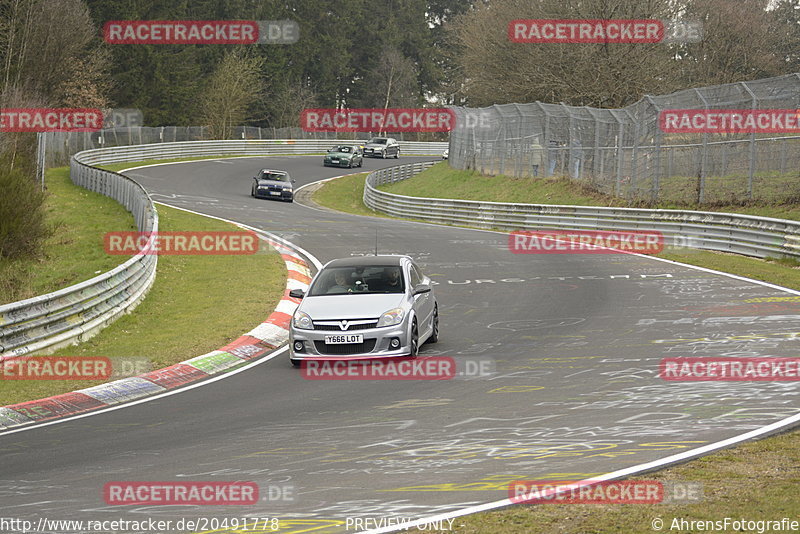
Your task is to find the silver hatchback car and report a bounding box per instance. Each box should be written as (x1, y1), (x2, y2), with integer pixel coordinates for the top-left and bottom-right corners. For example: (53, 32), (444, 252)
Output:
(288, 255), (439, 367)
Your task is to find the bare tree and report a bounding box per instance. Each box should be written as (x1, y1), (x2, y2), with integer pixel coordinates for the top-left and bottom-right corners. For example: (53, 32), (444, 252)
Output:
(200, 50), (264, 139)
(266, 76), (318, 129)
(360, 47), (420, 109)
(682, 0), (785, 85)
(0, 0), (108, 106)
(449, 0), (691, 107)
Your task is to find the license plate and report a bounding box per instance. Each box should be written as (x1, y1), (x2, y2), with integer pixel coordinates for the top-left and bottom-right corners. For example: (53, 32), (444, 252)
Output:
(325, 334), (363, 344)
(269, 191), (281, 196)
(331, 159), (339, 163)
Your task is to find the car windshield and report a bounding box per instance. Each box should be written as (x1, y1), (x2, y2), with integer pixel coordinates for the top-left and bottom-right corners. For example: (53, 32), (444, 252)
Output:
(260, 172), (287, 182)
(332, 146), (351, 153)
(369, 138), (387, 144)
(308, 265), (405, 296)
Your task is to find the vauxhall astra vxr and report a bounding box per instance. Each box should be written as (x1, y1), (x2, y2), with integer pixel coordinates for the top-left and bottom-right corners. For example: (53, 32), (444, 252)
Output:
(288, 255), (439, 367)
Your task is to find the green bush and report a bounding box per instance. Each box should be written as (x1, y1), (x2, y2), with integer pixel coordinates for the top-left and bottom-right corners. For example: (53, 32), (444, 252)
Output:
(0, 156), (50, 260)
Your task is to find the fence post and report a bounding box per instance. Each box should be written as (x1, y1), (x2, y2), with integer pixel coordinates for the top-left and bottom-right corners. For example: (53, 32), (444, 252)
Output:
(645, 95), (662, 202)
(615, 113), (624, 196)
(631, 111), (640, 198)
(561, 103), (574, 181)
(538, 102), (551, 177)
(694, 88), (709, 204)
(36, 132), (46, 191)
(589, 107), (601, 186)
(741, 82), (757, 200)
(512, 103), (525, 177)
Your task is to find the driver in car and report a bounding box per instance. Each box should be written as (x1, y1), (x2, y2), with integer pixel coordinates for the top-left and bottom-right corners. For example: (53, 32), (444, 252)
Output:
(327, 270), (353, 294)
(385, 268), (402, 290)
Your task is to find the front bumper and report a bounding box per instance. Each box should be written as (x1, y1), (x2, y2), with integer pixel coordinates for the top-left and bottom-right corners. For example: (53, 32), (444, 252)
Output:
(363, 149), (384, 158)
(289, 323), (410, 360)
(254, 189), (293, 200)
(323, 159), (352, 167)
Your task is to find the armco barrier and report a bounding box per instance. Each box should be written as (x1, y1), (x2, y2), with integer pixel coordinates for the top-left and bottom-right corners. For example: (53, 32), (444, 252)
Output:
(0, 158), (158, 359)
(364, 162), (800, 260)
(75, 139), (448, 166)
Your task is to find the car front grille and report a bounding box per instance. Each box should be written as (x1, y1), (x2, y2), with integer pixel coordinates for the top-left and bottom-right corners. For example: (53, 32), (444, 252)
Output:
(314, 339), (377, 355)
(313, 321), (379, 331)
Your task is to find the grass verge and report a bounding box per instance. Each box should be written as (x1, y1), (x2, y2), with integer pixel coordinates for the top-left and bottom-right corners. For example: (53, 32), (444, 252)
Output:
(1, 173), (285, 406)
(313, 163), (800, 534)
(381, 162), (800, 221)
(0, 167), (136, 304)
(310, 172), (387, 218)
(447, 429), (800, 533)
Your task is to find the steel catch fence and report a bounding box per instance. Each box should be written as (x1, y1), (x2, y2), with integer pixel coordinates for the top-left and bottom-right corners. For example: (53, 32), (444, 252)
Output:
(448, 73), (800, 205)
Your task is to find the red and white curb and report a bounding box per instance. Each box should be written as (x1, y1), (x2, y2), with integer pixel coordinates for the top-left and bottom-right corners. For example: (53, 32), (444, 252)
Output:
(0, 237), (311, 430)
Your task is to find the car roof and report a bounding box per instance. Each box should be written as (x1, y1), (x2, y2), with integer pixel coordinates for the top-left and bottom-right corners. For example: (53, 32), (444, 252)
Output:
(324, 255), (410, 268)
(259, 169), (288, 174)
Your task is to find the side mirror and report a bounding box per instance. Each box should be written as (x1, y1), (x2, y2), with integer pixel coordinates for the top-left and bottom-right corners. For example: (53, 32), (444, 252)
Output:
(291, 178), (296, 183)
(289, 289), (305, 299)
(413, 283), (431, 295)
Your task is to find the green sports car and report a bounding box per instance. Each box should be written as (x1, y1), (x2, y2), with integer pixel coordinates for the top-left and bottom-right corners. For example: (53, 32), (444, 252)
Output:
(323, 145), (363, 168)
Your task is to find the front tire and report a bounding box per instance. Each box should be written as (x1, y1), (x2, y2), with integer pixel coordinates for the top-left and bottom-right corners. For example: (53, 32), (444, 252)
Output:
(427, 306), (439, 343)
(409, 319), (419, 358)
(394, 149), (400, 159)
(290, 358), (301, 368)
(382, 150), (387, 159)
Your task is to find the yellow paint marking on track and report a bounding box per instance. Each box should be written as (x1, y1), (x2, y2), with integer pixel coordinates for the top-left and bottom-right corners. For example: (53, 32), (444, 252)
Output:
(743, 296), (800, 303)
(377, 398), (453, 409)
(382, 473), (606, 492)
(488, 385), (544, 393)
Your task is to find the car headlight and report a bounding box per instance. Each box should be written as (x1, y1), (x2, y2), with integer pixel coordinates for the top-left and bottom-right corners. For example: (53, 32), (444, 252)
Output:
(293, 311), (313, 329)
(377, 307), (405, 327)
(283, 186), (292, 191)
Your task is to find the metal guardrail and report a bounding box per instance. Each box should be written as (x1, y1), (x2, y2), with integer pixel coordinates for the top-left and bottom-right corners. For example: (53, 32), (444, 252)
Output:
(0, 157), (159, 359)
(364, 162), (800, 260)
(76, 139), (448, 166)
